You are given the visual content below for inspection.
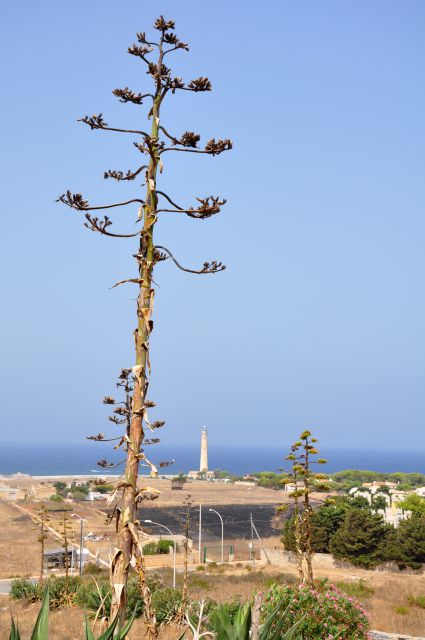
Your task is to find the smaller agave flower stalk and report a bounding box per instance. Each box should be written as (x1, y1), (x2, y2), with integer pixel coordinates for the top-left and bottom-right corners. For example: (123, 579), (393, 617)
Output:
(175, 494), (192, 624)
(33, 505), (50, 584)
(282, 431), (329, 585)
(58, 512), (73, 597)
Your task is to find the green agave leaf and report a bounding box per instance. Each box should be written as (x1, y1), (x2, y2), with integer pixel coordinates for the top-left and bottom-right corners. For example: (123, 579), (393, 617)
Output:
(9, 617), (21, 640)
(95, 615), (118, 640)
(84, 614), (96, 640)
(210, 603), (251, 640)
(116, 608), (137, 639)
(234, 604), (251, 640)
(281, 616), (305, 640)
(259, 601), (305, 640)
(30, 588), (49, 640)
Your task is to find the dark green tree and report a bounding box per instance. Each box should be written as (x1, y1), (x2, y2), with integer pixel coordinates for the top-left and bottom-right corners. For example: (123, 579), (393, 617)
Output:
(283, 499), (347, 554)
(329, 508), (393, 568)
(396, 515), (425, 567)
(53, 481), (67, 497)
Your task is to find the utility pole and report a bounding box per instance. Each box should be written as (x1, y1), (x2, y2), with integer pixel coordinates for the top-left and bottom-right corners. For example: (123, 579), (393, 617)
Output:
(79, 518), (83, 576)
(250, 512), (255, 565)
(198, 504), (202, 563)
(71, 514), (86, 576)
(251, 518), (271, 565)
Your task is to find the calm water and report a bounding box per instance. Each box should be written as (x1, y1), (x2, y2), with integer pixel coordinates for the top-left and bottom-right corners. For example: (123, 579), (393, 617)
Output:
(0, 443), (424, 476)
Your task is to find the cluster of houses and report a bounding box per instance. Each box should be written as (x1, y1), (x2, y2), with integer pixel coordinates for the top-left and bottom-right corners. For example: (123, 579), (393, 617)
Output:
(0, 477), (109, 503)
(279, 478), (425, 528)
(348, 481), (413, 527)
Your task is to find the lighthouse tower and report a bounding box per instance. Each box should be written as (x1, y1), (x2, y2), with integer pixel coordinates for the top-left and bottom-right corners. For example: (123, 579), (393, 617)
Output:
(200, 426), (208, 473)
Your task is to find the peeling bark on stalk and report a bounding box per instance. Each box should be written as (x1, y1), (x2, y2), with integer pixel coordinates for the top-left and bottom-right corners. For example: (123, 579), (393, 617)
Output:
(109, 89), (163, 635)
(292, 473), (305, 584)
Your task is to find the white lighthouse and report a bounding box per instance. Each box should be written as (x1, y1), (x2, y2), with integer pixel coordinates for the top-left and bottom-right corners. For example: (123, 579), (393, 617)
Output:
(200, 426), (208, 473)
(188, 426), (212, 479)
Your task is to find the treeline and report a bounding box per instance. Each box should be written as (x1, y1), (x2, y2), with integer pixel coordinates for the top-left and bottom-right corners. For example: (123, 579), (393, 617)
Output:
(253, 470), (425, 492)
(282, 495), (425, 569)
(330, 470), (425, 492)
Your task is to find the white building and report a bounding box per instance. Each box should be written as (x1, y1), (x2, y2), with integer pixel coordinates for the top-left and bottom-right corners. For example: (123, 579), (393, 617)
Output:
(349, 486), (411, 527)
(84, 491), (105, 501)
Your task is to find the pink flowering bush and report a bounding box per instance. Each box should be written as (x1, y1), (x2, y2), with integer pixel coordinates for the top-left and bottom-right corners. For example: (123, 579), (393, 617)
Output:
(262, 583), (370, 639)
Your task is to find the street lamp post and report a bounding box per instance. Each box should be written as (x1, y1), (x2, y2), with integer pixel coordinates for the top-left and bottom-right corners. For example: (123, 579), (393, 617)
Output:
(209, 508), (224, 563)
(144, 520), (176, 588)
(71, 514), (86, 576)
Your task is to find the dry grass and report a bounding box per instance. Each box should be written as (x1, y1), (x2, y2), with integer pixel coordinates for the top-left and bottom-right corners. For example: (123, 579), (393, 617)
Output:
(0, 601), (183, 640)
(2, 566), (425, 638)
(0, 501), (58, 579)
(367, 575), (425, 635)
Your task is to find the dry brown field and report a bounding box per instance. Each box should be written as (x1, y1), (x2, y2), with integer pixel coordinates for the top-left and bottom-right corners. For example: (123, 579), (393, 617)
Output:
(2, 479), (425, 637)
(0, 500), (58, 579)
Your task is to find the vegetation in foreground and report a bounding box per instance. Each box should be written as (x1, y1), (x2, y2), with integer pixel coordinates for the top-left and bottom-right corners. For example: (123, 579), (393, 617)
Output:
(8, 577), (370, 640)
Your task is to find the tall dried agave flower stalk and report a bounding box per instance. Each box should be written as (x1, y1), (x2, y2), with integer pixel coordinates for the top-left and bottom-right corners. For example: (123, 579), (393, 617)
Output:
(283, 431), (328, 585)
(58, 15), (231, 628)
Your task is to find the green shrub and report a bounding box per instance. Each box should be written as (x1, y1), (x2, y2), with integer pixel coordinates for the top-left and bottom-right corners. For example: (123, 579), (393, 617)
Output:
(10, 576), (80, 608)
(143, 542), (158, 555)
(49, 494), (64, 502)
(10, 578), (42, 602)
(336, 580), (375, 599)
(407, 594), (425, 609)
(395, 606), (409, 615)
(142, 539), (173, 555)
(92, 483), (115, 494)
(151, 587), (182, 623)
(156, 539), (174, 554)
(263, 583), (370, 639)
(208, 561), (217, 569)
(47, 576), (80, 608)
(196, 564), (205, 571)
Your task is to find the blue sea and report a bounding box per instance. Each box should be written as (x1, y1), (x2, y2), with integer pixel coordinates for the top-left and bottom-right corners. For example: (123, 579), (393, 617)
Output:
(0, 443), (424, 476)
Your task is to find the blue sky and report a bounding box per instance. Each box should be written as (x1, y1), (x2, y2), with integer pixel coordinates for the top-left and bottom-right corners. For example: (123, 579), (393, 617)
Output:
(0, 1), (424, 452)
